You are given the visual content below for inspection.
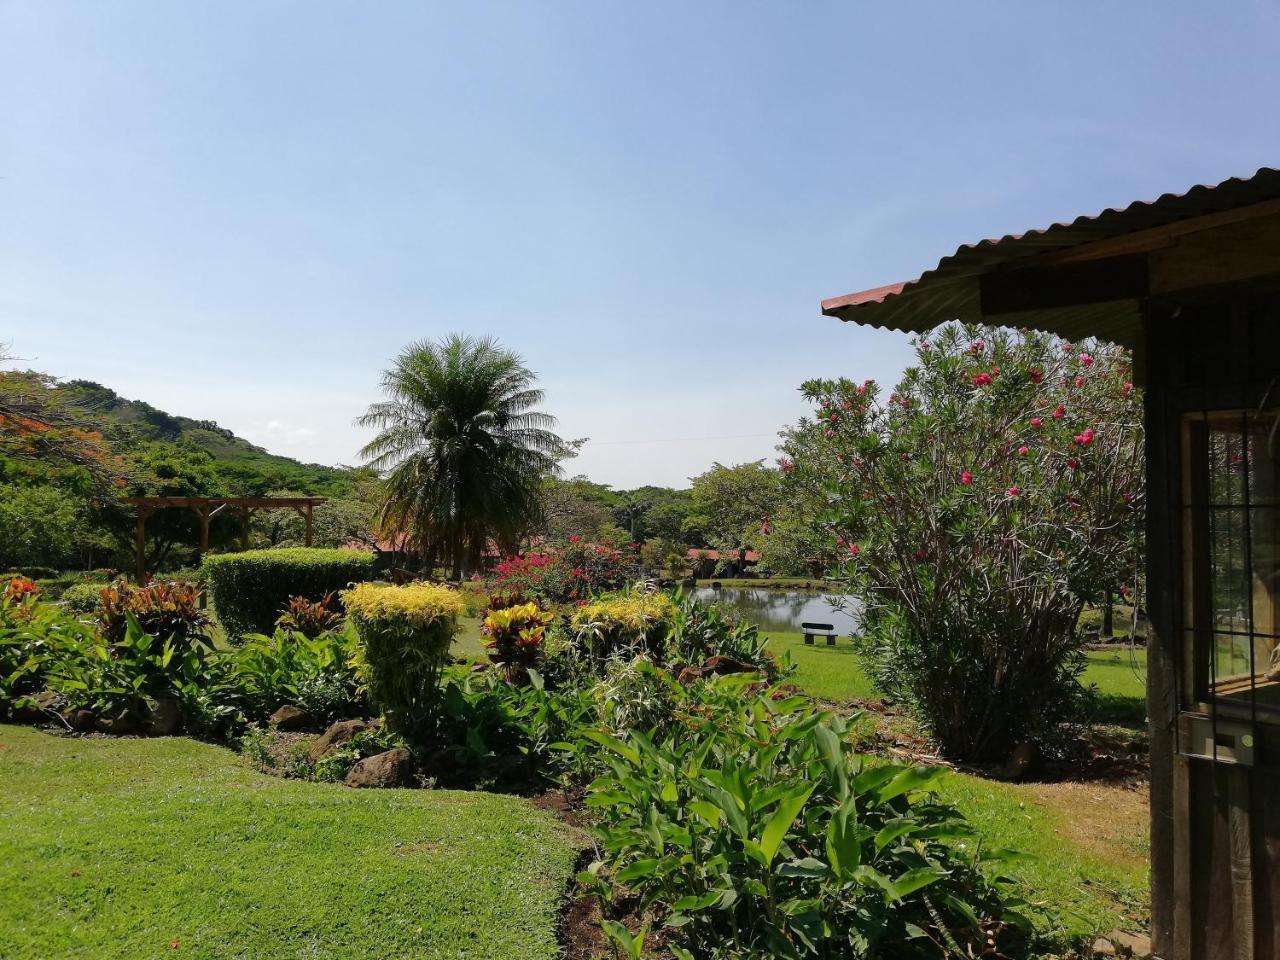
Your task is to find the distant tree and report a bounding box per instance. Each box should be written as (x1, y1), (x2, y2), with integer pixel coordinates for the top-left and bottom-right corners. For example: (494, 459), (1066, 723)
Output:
(687, 461), (784, 558)
(0, 484), (101, 571)
(358, 334), (568, 578)
(538, 475), (616, 542)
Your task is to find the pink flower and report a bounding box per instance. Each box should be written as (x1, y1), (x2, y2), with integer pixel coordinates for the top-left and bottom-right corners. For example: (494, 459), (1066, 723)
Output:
(1028, 367), (1043, 384)
(855, 384), (866, 396)
(1074, 427), (1095, 447)
(960, 470), (973, 486)
(1062, 343), (1073, 352)
(968, 339), (985, 352)
(779, 458), (793, 474)
(1018, 445), (1030, 456)
(848, 543), (859, 557)
(824, 429), (834, 438)
(1073, 375), (1086, 388)
(1079, 353), (1094, 367)
(829, 412), (839, 424)
(1030, 417), (1043, 428)
(1067, 457), (1079, 470)
(920, 340), (930, 350)
(1122, 382), (1133, 395)
(569, 534), (581, 544)
(1007, 485), (1020, 497)
(971, 373), (993, 387)
(1052, 404), (1065, 420)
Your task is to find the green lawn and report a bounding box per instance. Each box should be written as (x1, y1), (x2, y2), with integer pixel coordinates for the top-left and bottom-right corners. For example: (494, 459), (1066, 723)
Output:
(0, 725), (581, 960)
(764, 630), (1148, 721)
(937, 773), (1150, 941)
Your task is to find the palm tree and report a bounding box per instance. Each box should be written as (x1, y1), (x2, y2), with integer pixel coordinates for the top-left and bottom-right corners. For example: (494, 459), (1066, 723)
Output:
(357, 334), (567, 579)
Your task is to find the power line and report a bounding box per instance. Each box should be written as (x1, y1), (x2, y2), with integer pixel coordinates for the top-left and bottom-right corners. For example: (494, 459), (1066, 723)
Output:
(584, 432), (778, 447)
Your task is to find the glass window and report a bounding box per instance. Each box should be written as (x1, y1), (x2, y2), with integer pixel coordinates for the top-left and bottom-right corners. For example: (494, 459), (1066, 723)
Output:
(1184, 411), (1280, 713)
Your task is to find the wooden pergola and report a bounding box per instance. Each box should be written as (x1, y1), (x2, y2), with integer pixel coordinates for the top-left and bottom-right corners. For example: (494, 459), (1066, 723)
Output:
(123, 496), (326, 583)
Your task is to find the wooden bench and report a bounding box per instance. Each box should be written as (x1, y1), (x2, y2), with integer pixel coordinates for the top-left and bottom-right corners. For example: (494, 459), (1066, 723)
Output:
(801, 622), (838, 646)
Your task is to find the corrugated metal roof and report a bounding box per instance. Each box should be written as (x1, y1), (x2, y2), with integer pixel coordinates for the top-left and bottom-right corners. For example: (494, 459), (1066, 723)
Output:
(822, 167), (1280, 346)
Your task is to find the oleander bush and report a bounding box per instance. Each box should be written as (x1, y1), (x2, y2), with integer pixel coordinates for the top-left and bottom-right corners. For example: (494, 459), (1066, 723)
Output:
(569, 587), (676, 666)
(202, 547), (376, 640)
(488, 539), (630, 605)
(582, 676), (1031, 959)
(343, 581), (463, 738)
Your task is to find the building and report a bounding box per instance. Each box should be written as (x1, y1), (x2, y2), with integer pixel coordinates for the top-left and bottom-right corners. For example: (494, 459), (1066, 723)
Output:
(824, 167), (1280, 960)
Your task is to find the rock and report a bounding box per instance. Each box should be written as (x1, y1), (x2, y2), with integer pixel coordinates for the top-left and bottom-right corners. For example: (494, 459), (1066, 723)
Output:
(308, 718), (373, 763)
(703, 656), (755, 676)
(10, 690), (62, 724)
(268, 705), (314, 731)
(1106, 930), (1152, 959)
(1091, 937), (1116, 956)
(95, 709), (141, 735)
(344, 748), (413, 788)
(66, 708), (96, 732)
(997, 741), (1038, 781)
(148, 698), (183, 736)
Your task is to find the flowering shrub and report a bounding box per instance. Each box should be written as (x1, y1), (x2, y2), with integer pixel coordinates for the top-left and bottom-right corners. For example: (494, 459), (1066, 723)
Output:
(781, 323), (1143, 760)
(483, 601), (555, 682)
(4, 576), (40, 604)
(488, 539), (628, 604)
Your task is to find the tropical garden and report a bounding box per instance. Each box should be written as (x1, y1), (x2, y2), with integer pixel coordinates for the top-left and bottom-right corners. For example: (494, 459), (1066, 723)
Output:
(0, 328), (1149, 959)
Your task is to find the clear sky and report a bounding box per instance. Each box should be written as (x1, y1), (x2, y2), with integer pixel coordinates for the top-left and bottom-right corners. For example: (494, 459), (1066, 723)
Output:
(3, 2), (1278, 488)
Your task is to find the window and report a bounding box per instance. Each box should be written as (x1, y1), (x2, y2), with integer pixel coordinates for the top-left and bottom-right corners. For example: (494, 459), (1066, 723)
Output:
(1183, 410), (1280, 715)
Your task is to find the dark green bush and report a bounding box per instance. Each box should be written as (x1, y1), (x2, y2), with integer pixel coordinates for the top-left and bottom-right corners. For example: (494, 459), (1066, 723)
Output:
(202, 548), (376, 640)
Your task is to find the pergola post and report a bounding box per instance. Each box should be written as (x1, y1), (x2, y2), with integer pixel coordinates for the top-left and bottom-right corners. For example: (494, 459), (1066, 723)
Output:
(305, 504), (314, 547)
(134, 507), (152, 584)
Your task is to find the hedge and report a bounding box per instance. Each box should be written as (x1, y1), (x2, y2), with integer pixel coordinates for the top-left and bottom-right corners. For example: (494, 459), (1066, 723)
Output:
(202, 548), (377, 641)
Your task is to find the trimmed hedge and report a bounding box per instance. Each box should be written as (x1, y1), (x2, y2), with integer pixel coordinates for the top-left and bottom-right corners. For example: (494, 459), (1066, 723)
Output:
(343, 582), (463, 737)
(202, 548), (376, 641)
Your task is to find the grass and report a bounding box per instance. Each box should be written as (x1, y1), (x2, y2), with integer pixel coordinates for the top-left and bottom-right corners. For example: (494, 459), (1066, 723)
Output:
(0, 725), (582, 960)
(936, 773), (1150, 940)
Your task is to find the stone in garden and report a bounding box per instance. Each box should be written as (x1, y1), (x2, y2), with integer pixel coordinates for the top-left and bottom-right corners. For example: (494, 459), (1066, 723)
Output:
(308, 718), (373, 763)
(1106, 930), (1152, 959)
(268, 704), (314, 730)
(95, 710), (141, 735)
(702, 656), (754, 675)
(66, 708), (96, 732)
(1091, 937), (1116, 956)
(10, 691), (62, 724)
(148, 698), (182, 736)
(344, 747), (413, 788)
(677, 665), (706, 684)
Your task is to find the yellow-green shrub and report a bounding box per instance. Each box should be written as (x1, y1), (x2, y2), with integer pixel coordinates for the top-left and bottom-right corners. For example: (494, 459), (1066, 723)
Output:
(342, 582), (463, 737)
(569, 589), (676, 664)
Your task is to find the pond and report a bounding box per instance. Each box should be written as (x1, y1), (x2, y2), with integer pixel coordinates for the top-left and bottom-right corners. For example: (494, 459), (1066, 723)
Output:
(694, 586), (861, 636)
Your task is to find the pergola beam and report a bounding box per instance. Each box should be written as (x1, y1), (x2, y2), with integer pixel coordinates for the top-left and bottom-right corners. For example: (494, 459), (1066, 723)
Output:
(122, 496), (328, 583)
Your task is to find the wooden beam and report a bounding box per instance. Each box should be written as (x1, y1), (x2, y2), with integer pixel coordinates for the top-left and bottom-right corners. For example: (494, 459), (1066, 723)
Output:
(979, 255), (1149, 316)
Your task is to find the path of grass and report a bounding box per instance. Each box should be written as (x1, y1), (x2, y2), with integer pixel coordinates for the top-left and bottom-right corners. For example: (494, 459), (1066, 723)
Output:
(0, 725), (581, 960)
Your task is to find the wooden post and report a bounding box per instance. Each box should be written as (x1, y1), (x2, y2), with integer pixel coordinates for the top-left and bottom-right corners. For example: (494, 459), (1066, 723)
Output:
(305, 504), (313, 547)
(135, 508), (149, 584)
(239, 506), (254, 551)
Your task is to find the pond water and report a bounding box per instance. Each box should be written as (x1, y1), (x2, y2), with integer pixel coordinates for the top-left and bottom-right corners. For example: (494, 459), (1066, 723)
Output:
(694, 586), (861, 636)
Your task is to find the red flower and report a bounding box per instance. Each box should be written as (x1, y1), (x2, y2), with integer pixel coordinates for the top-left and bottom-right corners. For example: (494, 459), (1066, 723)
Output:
(1073, 375), (1085, 388)
(1122, 381), (1133, 395)
(1018, 445), (1030, 456)
(1073, 427), (1095, 447)
(1028, 367), (1044, 384)
(1052, 404), (1065, 420)
(1079, 353), (1095, 367)
(1062, 342), (1073, 352)
(828, 412), (839, 424)
(920, 340), (930, 350)
(1030, 417), (1043, 427)
(824, 429), (834, 438)
(1123, 493), (1134, 503)
(848, 543), (859, 557)
(1067, 458), (1079, 470)
(779, 458), (793, 474)
(971, 373), (993, 387)
(968, 338), (985, 352)
(1007, 485), (1020, 497)
(960, 470), (973, 485)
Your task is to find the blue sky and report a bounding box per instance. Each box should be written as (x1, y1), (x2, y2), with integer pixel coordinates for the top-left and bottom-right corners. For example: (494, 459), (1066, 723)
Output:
(3, 2), (1279, 487)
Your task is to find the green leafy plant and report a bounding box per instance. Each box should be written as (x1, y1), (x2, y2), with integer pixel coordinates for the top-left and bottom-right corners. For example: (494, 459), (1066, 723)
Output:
(592, 655), (683, 738)
(229, 627), (366, 724)
(60, 581), (109, 616)
(670, 587), (774, 674)
(202, 547), (375, 640)
(483, 600), (554, 682)
(581, 677), (1030, 959)
(343, 581), (462, 739)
